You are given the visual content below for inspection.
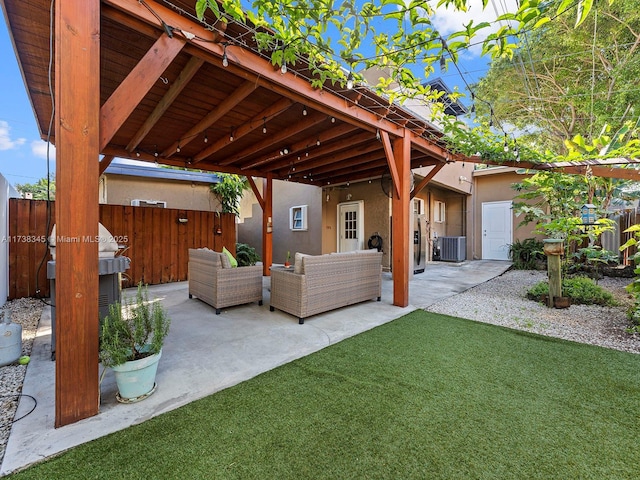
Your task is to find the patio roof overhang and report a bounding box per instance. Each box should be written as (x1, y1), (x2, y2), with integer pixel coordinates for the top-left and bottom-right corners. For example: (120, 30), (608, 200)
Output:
(2, 0), (454, 427)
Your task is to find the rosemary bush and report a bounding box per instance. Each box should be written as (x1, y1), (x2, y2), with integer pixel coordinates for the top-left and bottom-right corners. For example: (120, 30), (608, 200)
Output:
(99, 283), (171, 367)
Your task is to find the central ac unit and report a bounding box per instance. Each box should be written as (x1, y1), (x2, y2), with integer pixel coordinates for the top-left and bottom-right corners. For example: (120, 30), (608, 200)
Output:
(131, 199), (167, 208)
(440, 236), (466, 262)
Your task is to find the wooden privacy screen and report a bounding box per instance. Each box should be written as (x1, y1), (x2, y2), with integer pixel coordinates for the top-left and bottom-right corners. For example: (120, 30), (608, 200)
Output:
(8, 199), (237, 300)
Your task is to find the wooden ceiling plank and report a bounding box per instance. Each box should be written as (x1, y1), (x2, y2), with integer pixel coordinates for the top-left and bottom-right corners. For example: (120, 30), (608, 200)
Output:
(264, 129), (371, 171)
(162, 80), (256, 157)
(193, 97), (294, 164)
(275, 143), (383, 176)
(228, 113), (328, 167)
(126, 56), (205, 152)
(100, 32), (185, 151)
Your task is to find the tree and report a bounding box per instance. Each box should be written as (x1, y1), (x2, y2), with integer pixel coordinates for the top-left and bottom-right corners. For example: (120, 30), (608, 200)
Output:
(210, 173), (249, 215)
(15, 177), (55, 200)
(474, 0), (640, 153)
(195, 0), (606, 106)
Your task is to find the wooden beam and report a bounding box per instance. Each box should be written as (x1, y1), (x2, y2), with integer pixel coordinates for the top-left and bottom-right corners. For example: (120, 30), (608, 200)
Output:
(391, 133), (411, 307)
(162, 80), (256, 157)
(55, 0), (100, 427)
(242, 124), (362, 170)
(381, 131), (400, 200)
(262, 175), (273, 276)
(411, 163), (445, 199)
(103, 0), (405, 138)
(222, 113), (327, 167)
(275, 142), (382, 177)
(98, 155), (115, 176)
(192, 98), (294, 164)
(126, 56), (204, 152)
(100, 32), (186, 151)
(247, 176), (264, 210)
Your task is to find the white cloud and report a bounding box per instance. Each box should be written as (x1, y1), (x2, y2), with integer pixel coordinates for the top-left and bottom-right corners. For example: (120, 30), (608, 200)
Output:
(31, 140), (55, 160)
(0, 120), (26, 151)
(431, 0), (520, 55)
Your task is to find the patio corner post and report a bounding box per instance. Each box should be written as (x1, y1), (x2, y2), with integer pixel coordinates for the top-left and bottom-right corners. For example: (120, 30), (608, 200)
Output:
(391, 133), (411, 307)
(54, 0), (101, 427)
(262, 174), (273, 276)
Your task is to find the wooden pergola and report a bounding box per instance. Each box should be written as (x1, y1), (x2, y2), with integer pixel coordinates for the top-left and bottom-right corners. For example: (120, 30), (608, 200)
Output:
(2, 0), (463, 427)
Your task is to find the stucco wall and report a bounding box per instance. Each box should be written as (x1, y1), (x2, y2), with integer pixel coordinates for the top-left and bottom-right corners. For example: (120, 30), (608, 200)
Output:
(238, 180), (322, 263)
(101, 175), (221, 212)
(472, 167), (540, 259)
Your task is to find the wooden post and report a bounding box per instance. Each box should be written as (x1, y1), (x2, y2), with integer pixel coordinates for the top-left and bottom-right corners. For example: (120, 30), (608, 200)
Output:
(543, 239), (564, 307)
(391, 134), (411, 307)
(54, 0), (100, 426)
(262, 175), (273, 276)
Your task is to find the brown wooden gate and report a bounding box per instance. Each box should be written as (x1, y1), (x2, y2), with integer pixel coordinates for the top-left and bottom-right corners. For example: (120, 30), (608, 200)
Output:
(8, 199), (237, 299)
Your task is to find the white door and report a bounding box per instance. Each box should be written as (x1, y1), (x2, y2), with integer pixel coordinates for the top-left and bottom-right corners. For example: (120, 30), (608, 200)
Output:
(482, 201), (512, 260)
(338, 201), (364, 252)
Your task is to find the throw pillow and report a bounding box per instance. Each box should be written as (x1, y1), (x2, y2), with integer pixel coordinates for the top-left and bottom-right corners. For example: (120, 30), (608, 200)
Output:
(222, 246), (238, 268)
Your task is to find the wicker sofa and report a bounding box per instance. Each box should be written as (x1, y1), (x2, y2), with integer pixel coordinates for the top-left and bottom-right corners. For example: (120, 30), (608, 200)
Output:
(269, 250), (383, 324)
(188, 248), (263, 314)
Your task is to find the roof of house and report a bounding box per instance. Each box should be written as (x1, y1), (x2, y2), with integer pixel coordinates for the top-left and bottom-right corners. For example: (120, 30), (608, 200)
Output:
(424, 78), (469, 117)
(104, 158), (220, 184)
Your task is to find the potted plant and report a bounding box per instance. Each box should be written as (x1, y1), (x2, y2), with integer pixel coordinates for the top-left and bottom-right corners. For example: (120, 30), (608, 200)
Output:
(100, 282), (171, 403)
(284, 250), (291, 268)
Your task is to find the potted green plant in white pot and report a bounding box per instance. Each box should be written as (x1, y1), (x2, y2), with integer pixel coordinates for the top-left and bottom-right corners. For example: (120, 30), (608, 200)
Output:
(100, 282), (171, 403)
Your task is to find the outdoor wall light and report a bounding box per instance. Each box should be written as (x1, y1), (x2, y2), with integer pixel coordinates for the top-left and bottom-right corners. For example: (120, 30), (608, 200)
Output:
(177, 217), (188, 224)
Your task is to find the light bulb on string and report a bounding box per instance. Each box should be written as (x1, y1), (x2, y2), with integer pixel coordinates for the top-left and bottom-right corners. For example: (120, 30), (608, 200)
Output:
(204, 133), (208, 143)
(262, 117), (267, 134)
(346, 72), (354, 90)
(176, 144), (181, 153)
(302, 106), (307, 116)
(280, 63), (287, 74)
(222, 43), (229, 67)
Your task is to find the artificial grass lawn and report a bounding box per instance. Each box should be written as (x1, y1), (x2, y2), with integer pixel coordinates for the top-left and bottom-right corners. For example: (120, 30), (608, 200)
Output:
(9, 311), (640, 479)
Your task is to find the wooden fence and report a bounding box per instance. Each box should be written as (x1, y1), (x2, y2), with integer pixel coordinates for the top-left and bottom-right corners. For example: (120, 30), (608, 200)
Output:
(8, 199), (237, 300)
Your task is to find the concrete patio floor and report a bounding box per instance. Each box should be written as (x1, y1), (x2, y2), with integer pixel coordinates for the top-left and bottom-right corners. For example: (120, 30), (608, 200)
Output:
(2, 259), (511, 475)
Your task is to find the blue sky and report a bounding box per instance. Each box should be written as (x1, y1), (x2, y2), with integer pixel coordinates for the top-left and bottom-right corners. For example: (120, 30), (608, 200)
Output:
(0, 0), (510, 188)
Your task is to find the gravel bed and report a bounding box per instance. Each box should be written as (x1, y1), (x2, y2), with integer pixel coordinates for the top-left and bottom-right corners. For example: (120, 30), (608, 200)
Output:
(0, 298), (44, 468)
(426, 270), (640, 354)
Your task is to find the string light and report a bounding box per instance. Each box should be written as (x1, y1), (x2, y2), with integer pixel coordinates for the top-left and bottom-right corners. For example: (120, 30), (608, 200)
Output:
(176, 144), (181, 153)
(302, 106), (307, 116)
(222, 43), (229, 67)
(229, 129), (234, 142)
(204, 132), (208, 143)
(280, 63), (287, 74)
(316, 138), (321, 146)
(262, 117), (267, 134)
(135, 150), (140, 157)
(346, 71), (354, 90)
(330, 117), (336, 123)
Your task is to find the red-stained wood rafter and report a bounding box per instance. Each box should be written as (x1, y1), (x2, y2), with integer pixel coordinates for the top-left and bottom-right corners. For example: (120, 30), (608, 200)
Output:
(243, 123), (362, 171)
(380, 131), (400, 200)
(411, 162), (445, 199)
(193, 97), (294, 164)
(98, 155), (115, 176)
(100, 32), (186, 151)
(224, 112), (328, 167)
(126, 56), (205, 152)
(102, 0), (405, 138)
(162, 80), (256, 157)
(246, 176), (264, 210)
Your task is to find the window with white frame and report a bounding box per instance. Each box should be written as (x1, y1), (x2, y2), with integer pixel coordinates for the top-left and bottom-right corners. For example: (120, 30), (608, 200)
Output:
(289, 205), (308, 231)
(433, 201), (445, 223)
(413, 198), (424, 215)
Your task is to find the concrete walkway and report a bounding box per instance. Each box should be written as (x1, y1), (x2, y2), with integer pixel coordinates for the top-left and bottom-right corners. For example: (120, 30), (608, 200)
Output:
(2, 260), (510, 475)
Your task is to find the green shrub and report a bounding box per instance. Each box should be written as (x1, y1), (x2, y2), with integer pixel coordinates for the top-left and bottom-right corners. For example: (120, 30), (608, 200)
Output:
(508, 238), (545, 270)
(526, 276), (616, 306)
(236, 243), (260, 266)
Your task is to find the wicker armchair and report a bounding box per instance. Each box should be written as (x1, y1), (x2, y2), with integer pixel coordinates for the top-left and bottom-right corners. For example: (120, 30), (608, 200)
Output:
(188, 248), (263, 314)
